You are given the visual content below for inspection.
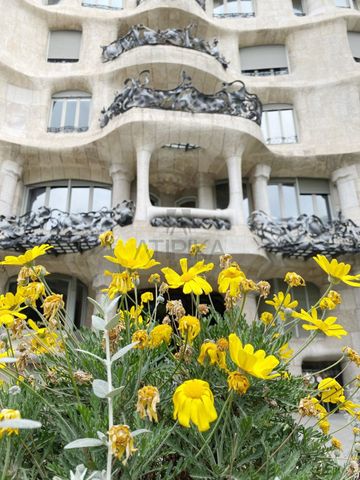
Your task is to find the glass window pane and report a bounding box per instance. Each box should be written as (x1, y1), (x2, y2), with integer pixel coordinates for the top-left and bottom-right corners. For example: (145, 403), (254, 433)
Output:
(48, 187), (68, 211)
(299, 194), (314, 216)
(69, 187), (90, 213)
(64, 100), (77, 128)
(78, 100), (90, 130)
(213, 0), (225, 13)
(335, 0), (350, 6)
(28, 188), (46, 211)
(242, 183), (250, 218)
(293, 0), (303, 13)
(316, 194), (331, 221)
(215, 182), (229, 209)
(92, 188), (111, 210)
(267, 111), (282, 143)
(282, 183), (298, 218)
(227, 0), (239, 13)
(112, 0), (122, 7)
(280, 110), (296, 142)
(268, 184), (281, 218)
(241, 0), (253, 13)
(50, 100), (63, 129)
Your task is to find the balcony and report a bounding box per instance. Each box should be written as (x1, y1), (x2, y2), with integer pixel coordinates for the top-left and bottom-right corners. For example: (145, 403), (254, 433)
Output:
(0, 202), (134, 255)
(248, 210), (360, 258)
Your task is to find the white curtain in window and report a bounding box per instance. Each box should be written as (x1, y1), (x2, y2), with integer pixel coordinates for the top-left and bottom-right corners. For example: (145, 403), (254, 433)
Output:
(48, 31), (82, 61)
(348, 32), (360, 58)
(240, 45), (287, 71)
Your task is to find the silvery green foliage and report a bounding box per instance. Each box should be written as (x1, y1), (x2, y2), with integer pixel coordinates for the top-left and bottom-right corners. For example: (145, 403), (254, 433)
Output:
(53, 464), (106, 480)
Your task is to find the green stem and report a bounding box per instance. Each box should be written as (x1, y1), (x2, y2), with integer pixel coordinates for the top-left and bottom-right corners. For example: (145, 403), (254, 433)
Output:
(311, 355), (345, 377)
(104, 324), (114, 480)
(1, 437), (11, 480)
(195, 392), (233, 459)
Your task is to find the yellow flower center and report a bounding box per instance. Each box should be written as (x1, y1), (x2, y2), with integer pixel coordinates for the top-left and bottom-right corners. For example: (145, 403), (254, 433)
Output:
(183, 381), (205, 399)
(181, 272), (194, 282)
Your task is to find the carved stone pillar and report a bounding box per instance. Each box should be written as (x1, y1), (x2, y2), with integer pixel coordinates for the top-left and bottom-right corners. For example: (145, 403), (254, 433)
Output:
(250, 164), (271, 214)
(0, 160), (23, 217)
(226, 155), (244, 226)
(332, 165), (360, 224)
(198, 173), (215, 210)
(135, 149), (152, 222)
(110, 163), (133, 207)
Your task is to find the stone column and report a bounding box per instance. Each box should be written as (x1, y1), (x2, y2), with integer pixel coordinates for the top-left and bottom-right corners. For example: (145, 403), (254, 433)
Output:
(250, 164), (271, 214)
(135, 149), (152, 222)
(92, 273), (109, 309)
(110, 163), (133, 207)
(0, 160), (23, 217)
(332, 165), (360, 224)
(226, 155), (244, 226)
(198, 172), (215, 210)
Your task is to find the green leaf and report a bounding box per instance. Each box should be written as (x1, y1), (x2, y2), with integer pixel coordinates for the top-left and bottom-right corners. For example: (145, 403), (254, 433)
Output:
(131, 429), (151, 437)
(111, 342), (138, 363)
(105, 386), (125, 399)
(64, 438), (104, 450)
(75, 349), (104, 363)
(92, 315), (105, 331)
(92, 379), (108, 398)
(87, 297), (104, 316)
(0, 419), (42, 429)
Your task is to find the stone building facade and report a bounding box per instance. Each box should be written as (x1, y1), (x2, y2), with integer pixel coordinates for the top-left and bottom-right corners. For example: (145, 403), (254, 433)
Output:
(0, 0), (360, 381)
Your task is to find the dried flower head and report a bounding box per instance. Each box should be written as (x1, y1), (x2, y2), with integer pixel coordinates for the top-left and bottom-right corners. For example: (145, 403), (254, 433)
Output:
(189, 243), (206, 256)
(74, 370), (93, 385)
(198, 304), (209, 316)
(298, 397), (318, 417)
(216, 337), (229, 352)
(240, 279), (257, 293)
(166, 300), (186, 320)
(343, 346), (360, 367)
(331, 437), (342, 450)
(42, 294), (64, 322)
(148, 273), (161, 284)
(328, 290), (342, 306)
(319, 297), (337, 311)
(284, 272), (306, 287)
(257, 281), (271, 298)
(108, 425), (137, 463)
(136, 385), (160, 422)
(17, 265), (48, 285)
(219, 254), (233, 269)
(99, 230), (114, 248)
(159, 282), (169, 295)
(227, 372), (250, 395)
(132, 330), (149, 349)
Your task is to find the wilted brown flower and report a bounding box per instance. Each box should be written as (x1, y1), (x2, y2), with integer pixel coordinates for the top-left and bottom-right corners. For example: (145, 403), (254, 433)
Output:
(74, 370), (93, 385)
(298, 397), (318, 417)
(198, 304), (209, 316)
(159, 282), (169, 295)
(284, 272), (306, 287)
(108, 425), (137, 463)
(175, 344), (194, 363)
(166, 300), (186, 320)
(257, 281), (271, 298)
(17, 265), (49, 285)
(42, 294), (65, 323)
(136, 385), (160, 422)
(219, 254), (233, 269)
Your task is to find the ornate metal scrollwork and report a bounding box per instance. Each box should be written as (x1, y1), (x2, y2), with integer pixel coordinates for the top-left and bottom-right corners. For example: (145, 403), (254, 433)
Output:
(100, 71), (262, 127)
(151, 216), (231, 230)
(101, 23), (229, 70)
(137, 0), (205, 9)
(248, 210), (360, 258)
(0, 201), (135, 255)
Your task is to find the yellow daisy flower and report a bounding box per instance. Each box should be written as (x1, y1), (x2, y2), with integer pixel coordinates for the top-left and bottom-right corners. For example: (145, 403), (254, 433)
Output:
(265, 292), (298, 320)
(162, 258), (213, 295)
(313, 255), (360, 287)
(293, 308), (347, 339)
(104, 238), (160, 271)
(0, 245), (52, 266)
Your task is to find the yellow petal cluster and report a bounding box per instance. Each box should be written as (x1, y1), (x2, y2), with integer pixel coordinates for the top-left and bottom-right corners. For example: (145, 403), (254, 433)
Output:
(162, 258), (213, 295)
(178, 316), (200, 344)
(149, 324), (172, 348)
(132, 329), (148, 349)
(227, 371), (250, 395)
(103, 270), (135, 298)
(218, 266), (246, 297)
(104, 238), (160, 271)
(313, 255), (360, 287)
(141, 292), (154, 304)
(189, 243), (206, 256)
(265, 292), (298, 321)
(197, 341), (227, 370)
(0, 409), (21, 438)
(42, 294), (64, 321)
(0, 245), (52, 266)
(318, 378), (344, 403)
(173, 379), (217, 432)
(293, 308), (347, 339)
(284, 272), (306, 287)
(99, 230), (114, 248)
(228, 333), (279, 379)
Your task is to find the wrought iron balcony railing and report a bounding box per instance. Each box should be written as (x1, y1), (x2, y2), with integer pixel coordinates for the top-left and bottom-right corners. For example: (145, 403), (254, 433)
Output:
(248, 210), (360, 258)
(213, 12), (255, 18)
(100, 71), (262, 128)
(137, 0), (205, 8)
(242, 68), (289, 77)
(47, 126), (89, 133)
(0, 201), (135, 255)
(82, 2), (122, 9)
(265, 135), (298, 145)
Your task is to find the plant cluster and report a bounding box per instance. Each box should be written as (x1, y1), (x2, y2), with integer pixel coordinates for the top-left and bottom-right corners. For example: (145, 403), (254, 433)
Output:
(0, 236), (360, 479)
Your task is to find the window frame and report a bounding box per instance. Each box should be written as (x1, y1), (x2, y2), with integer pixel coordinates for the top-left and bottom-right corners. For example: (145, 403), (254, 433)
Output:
(261, 104), (298, 145)
(25, 180), (112, 214)
(267, 178), (332, 221)
(213, 0), (255, 18)
(240, 45), (289, 77)
(47, 30), (82, 63)
(48, 91), (91, 133)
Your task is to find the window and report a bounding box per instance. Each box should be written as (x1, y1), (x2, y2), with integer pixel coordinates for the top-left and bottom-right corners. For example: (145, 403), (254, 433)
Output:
(261, 105), (297, 144)
(82, 0), (123, 9)
(215, 180), (252, 217)
(44, 0), (60, 4)
(261, 278), (320, 338)
(267, 178), (332, 221)
(240, 45), (289, 77)
(335, 0), (357, 7)
(26, 181), (111, 213)
(48, 91), (91, 133)
(175, 196), (197, 208)
(47, 31), (81, 63)
(293, 0), (305, 15)
(8, 275), (87, 329)
(213, 0), (255, 17)
(348, 32), (360, 63)
(150, 193), (160, 206)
